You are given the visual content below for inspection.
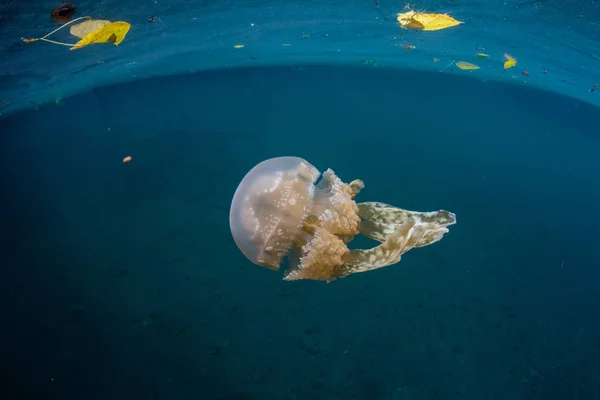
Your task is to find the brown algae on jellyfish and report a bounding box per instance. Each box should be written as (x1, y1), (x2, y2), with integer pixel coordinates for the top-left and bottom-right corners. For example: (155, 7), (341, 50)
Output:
(229, 157), (456, 282)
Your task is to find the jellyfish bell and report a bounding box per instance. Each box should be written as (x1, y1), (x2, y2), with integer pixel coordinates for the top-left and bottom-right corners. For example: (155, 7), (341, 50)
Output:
(229, 157), (457, 282)
(229, 156), (326, 270)
(51, 2), (76, 24)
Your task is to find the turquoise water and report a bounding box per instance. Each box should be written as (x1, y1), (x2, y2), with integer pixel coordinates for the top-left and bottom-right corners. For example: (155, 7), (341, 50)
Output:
(0, 0), (599, 112)
(1, 1), (600, 400)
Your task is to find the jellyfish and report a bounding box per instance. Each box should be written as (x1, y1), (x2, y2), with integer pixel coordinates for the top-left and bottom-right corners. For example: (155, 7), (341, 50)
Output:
(229, 157), (456, 282)
(51, 2), (77, 24)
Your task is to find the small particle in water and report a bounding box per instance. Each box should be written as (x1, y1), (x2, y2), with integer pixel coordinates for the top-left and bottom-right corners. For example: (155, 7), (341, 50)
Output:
(522, 70), (530, 76)
(148, 16), (157, 23)
(476, 53), (489, 58)
(590, 83), (598, 92)
(123, 156), (132, 163)
(433, 57), (440, 63)
(234, 44), (244, 48)
(302, 34), (310, 39)
(281, 43), (292, 46)
(543, 70), (548, 74)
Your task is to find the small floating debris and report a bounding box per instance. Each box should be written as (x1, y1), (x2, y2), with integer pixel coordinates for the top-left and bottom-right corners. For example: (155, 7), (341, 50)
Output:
(394, 43), (415, 50)
(504, 53), (517, 69)
(51, 2), (76, 23)
(123, 156), (132, 163)
(233, 44), (244, 48)
(476, 53), (489, 58)
(590, 83), (598, 92)
(455, 61), (479, 71)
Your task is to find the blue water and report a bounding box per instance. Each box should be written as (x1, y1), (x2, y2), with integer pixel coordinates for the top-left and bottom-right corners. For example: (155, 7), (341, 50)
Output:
(1, 1), (600, 400)
(2, 65), (600, 399)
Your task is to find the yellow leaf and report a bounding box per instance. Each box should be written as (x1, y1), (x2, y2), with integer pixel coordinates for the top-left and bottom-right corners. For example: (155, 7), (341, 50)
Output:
(504, 53), (517, 69)
(70, 21), (131, 50)
(69, 19), (110, 38)
(397, 10), (462, 31)
(234, 44), (244, 48)
(455, 61), (479, 70)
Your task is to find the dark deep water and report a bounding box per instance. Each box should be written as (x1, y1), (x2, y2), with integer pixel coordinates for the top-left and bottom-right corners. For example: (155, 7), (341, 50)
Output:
(1, 65), (599, 399)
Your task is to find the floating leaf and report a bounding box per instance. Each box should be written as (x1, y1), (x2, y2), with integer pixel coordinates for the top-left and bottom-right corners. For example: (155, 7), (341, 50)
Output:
(397, 10), (462, 31)
(456, 61), (479, 70)
(504, 53), (517, 69)
(476, 53), (489, 58)
(71, 21), (131, 50)
(70, 19), (110, 38)
(233, 44), (244, 48)
(22, 16), (130, 50)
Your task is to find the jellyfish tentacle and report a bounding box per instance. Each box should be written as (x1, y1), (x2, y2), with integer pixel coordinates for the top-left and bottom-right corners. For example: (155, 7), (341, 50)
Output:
(333, 217), (426, 277)
(357, 202), (456, 247)
(284, 227), (349, 281)
(348, 179), (365, 199)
